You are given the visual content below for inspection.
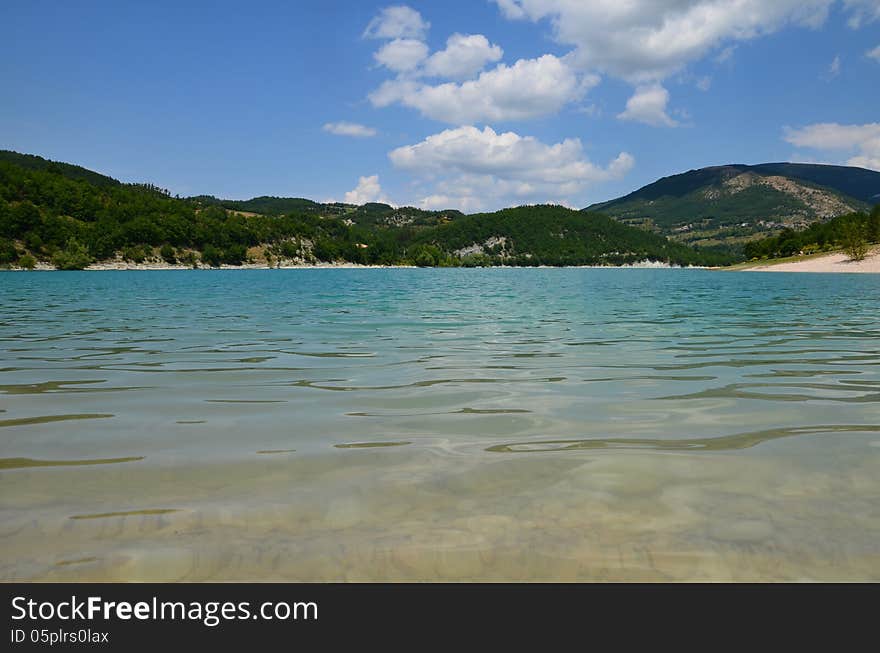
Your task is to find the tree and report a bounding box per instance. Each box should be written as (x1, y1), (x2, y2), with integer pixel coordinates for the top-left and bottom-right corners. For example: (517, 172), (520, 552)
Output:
(52, 238), (93, 270)
(868, 204), (880, 243)
(0, 238), (17, 264)
(11, 201), (41, 234)
(222, 244), (247, 265)
(17, 253), (36, 269)
(841, 221), (868, 262)
(201, 244), (223, 267)
(160, 244), (176, 264)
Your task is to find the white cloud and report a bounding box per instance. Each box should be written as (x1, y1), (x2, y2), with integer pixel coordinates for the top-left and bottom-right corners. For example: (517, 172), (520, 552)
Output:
(617, 84), (678, 127)
(322, 122), (377, 138)
(369, 54), (591, 123)
(696, 76), (712, 91)
(493, 0), (880, 85)
(826, 54), (841, 78)
(491, 0), (848, 82)
(389, 125), (634, 210)
(374, 38), (429, 73)
(867, 44), (880, 61)
(783, 122), (880, 171)
(494, 0), (528, 20)
(416, 193), (486, 212)
(489, 1), (878, 130)
(715, 45), (737, 63)
(423, 34), (504, 80)
(344, 175), (394, 205)
(363, 5), (429, 40)
(844, 0), (880, 28)
(784, 122), (880, 150)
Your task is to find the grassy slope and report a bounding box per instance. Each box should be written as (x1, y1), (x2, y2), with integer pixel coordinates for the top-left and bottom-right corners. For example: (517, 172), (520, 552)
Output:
(586, 163), (875, 230)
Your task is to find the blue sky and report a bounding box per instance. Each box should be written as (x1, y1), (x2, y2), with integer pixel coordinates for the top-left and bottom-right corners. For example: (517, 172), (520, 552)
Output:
(2, 0), (878, 211)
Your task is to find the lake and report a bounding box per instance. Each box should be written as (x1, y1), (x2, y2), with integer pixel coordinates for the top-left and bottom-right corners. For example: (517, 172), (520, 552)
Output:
(1, 268), (878, 581)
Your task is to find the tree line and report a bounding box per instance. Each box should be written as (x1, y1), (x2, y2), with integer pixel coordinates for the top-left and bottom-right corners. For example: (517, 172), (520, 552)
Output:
(743, 207), (880, 261)
(1, 153), (738, 269)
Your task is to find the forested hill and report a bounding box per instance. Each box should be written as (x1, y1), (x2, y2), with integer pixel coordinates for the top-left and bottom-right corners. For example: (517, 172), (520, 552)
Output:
(585, 162), (879, 250)
(0, 149), (735, 269)
(0, 150), (120, 188)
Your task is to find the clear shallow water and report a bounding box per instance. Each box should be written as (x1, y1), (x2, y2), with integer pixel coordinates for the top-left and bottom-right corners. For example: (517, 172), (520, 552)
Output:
(1, 268), (878, 581)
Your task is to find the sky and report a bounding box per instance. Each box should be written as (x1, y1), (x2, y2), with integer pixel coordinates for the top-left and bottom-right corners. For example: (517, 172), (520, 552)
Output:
(2, 0), (878, 212)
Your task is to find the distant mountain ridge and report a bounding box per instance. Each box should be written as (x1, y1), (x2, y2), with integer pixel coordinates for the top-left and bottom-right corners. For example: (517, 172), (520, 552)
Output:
(0, 149), (735, 269)
(4, 149), (875, 267)
(585, 162), (879, 249)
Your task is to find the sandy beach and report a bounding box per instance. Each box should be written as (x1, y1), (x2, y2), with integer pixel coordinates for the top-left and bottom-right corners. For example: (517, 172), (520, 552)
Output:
(744, 247), (880, 273)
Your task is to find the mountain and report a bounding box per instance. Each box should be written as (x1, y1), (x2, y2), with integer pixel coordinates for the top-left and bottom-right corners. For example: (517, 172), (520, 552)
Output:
(409, 205), (726, 267)
(0, 150), (734, 269)
(189, 195), (464, 226)
(586, 163), (880, 249)
(0, 150), (121, 188)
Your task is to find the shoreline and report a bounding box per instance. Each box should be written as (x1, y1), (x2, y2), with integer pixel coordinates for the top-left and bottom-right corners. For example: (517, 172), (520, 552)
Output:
(733, 246), (880, 274)
(7, 251), (880, 272)
(4, 260), (705, 272)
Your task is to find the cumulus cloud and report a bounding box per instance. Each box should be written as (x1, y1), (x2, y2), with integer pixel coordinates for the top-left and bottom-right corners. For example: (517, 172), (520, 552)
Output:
(343, 175), (394, 205)
(389, 125), (634, 210)
(488, 0), (880, 127)
(844, 0), (880, 28)
(370, 54), (591, 123)
(784, 122), (880, 171)
(374, 38), (429, 73)
(363, 7), (595, 124)
(617, 84), (678, 127)
(491, 1), (877, 82)
(867, 44), (880, 61)
(322, 122), (377, 138)
(415, 192), (487, 213)
(363, 5), (429, 40)
(423, 33), (504, 80)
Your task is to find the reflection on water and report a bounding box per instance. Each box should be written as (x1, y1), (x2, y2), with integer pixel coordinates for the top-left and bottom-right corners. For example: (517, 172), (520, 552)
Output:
(335, 441), (412, 449)
(1, 269), (878, 581)
(70, 509), (179, 520)
(55, 557), (99, 567)
(486, 424), (880, 453)
(0, 456), (144, 470)
(0, 413), (114, 428)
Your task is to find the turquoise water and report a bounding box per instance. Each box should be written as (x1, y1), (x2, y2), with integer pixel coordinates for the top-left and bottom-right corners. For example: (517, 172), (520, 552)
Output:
(1, 268), (879, 581)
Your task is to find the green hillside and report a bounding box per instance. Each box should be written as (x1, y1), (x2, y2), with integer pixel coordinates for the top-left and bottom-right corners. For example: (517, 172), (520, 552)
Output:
(743, 207), (880, 260)
(192, 195), (322, 215)
(586, 163), (879, 250)
(410, 205), (728, 266)
(0, 150), (121, 188)
(0, 150), (733, 269)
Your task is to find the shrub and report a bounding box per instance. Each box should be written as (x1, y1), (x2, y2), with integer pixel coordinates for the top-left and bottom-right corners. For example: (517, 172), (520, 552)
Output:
(180, 250), (198, 268)
(201, 244), (223, 267)
(122, 245), (147, 263)
(52, 238), (93, 270)
(841, 222), (868, 261)
(160, 244), (176, 264)
(279, 240), (299, 259)
(869, 205), (880, 243)
(0, 238), (18, 264)
(17, 253), (36, 269)
(222, 244), (247, 265)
